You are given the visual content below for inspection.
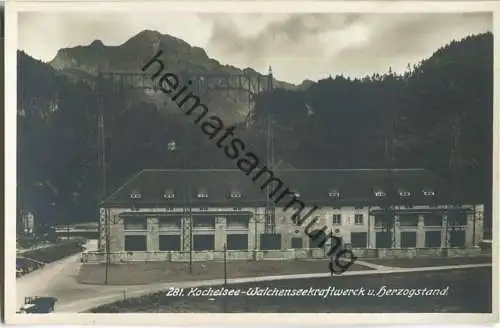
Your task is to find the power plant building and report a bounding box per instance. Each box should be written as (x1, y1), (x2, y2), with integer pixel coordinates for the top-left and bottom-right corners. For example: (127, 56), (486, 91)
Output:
(88, 168), (484, 263)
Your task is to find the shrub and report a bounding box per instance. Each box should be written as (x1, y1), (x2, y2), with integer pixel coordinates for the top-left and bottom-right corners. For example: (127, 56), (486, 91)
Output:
(22, 239), (84, 263)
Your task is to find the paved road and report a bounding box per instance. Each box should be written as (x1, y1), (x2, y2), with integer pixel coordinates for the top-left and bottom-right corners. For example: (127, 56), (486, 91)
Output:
(57, 263), (491, 313)
(16, 239), (148, 313)
(14, 241), (492, 314)
(16, 240), (98, 310)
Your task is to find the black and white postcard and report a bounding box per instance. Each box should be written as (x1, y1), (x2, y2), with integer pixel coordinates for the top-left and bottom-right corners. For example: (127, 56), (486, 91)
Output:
(3, 0), (498, 325)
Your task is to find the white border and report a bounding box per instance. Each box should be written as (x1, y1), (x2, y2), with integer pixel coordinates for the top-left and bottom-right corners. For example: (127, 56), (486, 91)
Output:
(4, 1), (500, 325)
(5, 1), (500, 12)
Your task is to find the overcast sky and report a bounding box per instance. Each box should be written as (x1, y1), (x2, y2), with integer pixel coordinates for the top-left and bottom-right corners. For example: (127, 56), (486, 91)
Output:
(18, 12), (491, 84)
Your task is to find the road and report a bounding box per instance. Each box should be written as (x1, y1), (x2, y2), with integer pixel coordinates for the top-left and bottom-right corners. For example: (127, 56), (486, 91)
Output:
(16, 239), (150, 313)
(15, 241), (492, 313)
(54, 263), (493, 313)
(16, 239), (99, 310)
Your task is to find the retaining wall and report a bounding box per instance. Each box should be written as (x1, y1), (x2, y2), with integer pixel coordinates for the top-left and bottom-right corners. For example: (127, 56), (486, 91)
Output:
(81, 246), (487, 263)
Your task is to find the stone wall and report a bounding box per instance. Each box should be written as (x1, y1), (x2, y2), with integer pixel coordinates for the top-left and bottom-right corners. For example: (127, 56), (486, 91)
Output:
(82, 246), (489, 263)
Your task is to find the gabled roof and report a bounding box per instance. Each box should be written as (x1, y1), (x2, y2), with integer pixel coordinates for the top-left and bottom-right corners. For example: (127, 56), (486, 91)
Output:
(101, 168), (466, 207)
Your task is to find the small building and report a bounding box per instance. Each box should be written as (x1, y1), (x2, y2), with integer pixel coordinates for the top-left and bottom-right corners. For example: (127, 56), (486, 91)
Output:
(88, 168), (484, 263)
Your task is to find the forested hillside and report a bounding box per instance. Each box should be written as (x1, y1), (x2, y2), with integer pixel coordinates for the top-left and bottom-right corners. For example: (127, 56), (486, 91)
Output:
(252, 32), (492, 213)
(17, 32), (493, 226)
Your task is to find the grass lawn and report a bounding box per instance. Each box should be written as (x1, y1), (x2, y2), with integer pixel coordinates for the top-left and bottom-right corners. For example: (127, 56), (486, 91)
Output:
(366, 256), (492, 268)
(78, 260), (372, 285)
(90, 266), (492, 313)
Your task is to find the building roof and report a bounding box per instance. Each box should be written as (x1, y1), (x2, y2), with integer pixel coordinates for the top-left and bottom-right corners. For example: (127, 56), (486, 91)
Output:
(102, 168), (467, 208)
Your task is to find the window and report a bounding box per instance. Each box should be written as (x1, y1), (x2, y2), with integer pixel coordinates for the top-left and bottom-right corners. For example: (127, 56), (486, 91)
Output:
(332, 214), (341, 225)
(124, 235), (147, 251)
(260, 234), (281, 250)
(376, 232), (392, 248)
(193, 235), (215, 251)
(425, 231), (441, 247)
(291, 237), (303, 249)
(129, 191), (142, 199)
(354, 214), (364, 225)
(309, 229), (330, 248)
(400, 232), (417, 248)
(399, 214), (418, 227)
(230, 191), (242, 199)
(159, 217), (181, 229)
(449, 212), (467, 226)
(197, 191), (208, 198)
(227, 216), (249, 229)
(159, 235), (180, 251)
(328, 190), (340, 198)
(354, 205), (363, 210)
(199, 208), (208, 211)
(233, 207), (242, 211)
(124, 217), (147, 230)
(423, 189), (435, 197)
(193, 215), (215, 229)
(484, 227), (492, 240)
(375, 214), (391, 228)
(424, 214), (442, 226)
(163, 191), (175, 199)
(399, 190), (411, 197)
(449, 231), (466, 248)
(227, 234), (248, 250)
(351, 232), (367, 248)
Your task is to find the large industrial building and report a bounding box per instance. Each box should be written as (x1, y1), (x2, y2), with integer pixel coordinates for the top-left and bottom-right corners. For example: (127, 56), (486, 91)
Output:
(86, 168), (484, 263)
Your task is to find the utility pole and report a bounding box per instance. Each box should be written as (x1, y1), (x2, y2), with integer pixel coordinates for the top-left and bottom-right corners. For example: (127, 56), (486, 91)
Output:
(176, 128), (193, 274)
(188, 182), (193, 274)
(67, 220), (70, 240)
(98, 113), (107, 209)
(97, 75), (110, 285)
(447, 113), (464, 250)
(104, 209), (110, 285)
(179, 121), (194, 274)
(187, 139), (193, 274)
(449, 114), (464, 205)
(264, 66), (275, 235)
(384, 80), (398, 249)
(223, 243), (227, 285)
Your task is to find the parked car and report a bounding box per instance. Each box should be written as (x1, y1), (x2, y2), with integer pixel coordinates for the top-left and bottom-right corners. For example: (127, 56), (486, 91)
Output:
(17, 296), (57, 313)
(16, 258), (45, 278)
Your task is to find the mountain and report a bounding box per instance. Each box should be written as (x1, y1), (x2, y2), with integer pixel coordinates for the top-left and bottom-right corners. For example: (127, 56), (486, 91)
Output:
(17, 32), (493, 227)
(48, 30), (296, 124)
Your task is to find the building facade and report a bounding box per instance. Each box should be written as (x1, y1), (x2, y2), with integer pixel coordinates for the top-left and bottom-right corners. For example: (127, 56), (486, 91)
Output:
(87, 169), (484, 263)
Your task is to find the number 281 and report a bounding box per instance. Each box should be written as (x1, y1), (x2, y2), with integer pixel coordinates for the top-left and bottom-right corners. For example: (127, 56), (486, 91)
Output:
(166, 287), (184, 297)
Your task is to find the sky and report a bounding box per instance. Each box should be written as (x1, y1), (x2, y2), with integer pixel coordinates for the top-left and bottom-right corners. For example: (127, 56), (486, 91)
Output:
(18, 12), (492, 84)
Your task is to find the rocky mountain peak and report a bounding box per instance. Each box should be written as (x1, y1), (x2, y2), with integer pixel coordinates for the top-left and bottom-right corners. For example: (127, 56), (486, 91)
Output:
(90, 39), (105, 47)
